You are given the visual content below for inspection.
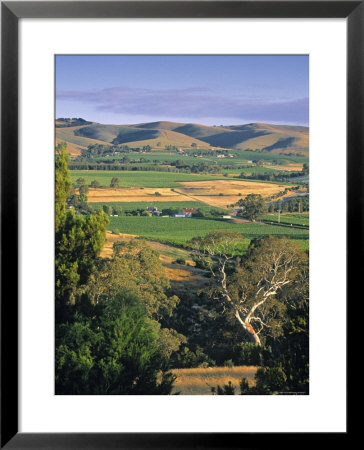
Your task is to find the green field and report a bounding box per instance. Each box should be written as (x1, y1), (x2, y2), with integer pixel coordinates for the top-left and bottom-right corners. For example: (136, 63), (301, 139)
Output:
(263, 213), (309, 227)
(229, 150), (308, 164)
(92, 200), (205, 211)
(70, 170), (226, 188)
(233, 166), (289, 175)
(108, 216), (309, 251)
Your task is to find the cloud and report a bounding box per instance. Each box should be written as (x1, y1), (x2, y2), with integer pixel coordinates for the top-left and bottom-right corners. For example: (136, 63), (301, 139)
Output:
(56, 86), (308, 124)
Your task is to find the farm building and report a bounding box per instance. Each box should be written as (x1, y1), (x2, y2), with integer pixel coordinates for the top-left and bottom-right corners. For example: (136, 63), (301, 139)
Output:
(146, 206), (162, 216)
(231, 207), (245, 216)
(183, 207), (198, 217)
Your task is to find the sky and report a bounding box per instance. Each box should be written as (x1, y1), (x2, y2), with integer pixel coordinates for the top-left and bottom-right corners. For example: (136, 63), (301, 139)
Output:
(56, 55), (309, 126)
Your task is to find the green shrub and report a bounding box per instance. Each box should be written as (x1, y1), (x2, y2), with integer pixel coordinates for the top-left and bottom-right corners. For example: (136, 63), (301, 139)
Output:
(223, 359), (234, 368)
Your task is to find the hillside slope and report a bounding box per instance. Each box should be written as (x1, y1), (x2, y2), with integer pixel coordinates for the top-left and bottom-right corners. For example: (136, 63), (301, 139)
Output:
(56, 119), (309, 155)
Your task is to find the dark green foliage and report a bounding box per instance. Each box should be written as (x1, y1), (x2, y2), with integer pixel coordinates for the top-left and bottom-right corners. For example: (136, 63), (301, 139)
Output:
(238, 255), (309, 395)
(236, 342), (271, 366)
(240, 377), (250, 394)
(110, 176), (120, 188)
(236, 193), (267, 221)
(87, 240), (179, 321)
(211, 381), (235, 395)
(275, 270), (309, 393)
(55, 145), (178, 395)
(56, 294), (175, 395)
(79, 184), (89, 195)
(112, 206), (123, 216)
(175, 258), (186, 265)
(55, 143), (72, 231)
(240, 366), (287, 395)
(174, 345), (215, 369)
(56, 117), (92, 127)
(90, 179), (100, 188)
(102, 204), (112, 215)
(223, 359), (234, 368)
(55, 209), (109, 319)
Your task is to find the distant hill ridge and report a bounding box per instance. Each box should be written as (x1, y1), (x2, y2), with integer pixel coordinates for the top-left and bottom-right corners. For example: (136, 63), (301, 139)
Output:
(55, 118), (309, 155)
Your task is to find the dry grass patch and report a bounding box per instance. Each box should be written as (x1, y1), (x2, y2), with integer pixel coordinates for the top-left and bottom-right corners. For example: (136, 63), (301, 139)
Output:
(178, 179), (289, 196)
(87, 180), (291, 206)
(174, 179), (289, 208)
(269, 163), (304, 171)
(191, 195), (242, 208)
(55, 137), (82, 156)
(87, 187), (188, 203)
(171, 366), (258, 395)
(99, 231), (136, 258)
(163, 265), (209, 289)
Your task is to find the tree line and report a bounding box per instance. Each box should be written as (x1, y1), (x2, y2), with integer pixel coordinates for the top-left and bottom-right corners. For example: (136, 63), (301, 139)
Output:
(55, 143), (184, 394)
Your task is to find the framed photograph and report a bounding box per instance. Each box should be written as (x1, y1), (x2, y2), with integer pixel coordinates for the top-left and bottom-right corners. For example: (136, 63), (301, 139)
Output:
(1, 1), (357, 447)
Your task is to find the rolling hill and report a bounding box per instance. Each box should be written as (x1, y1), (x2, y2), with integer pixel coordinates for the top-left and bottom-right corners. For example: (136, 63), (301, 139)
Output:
(56, 119), (309, 156)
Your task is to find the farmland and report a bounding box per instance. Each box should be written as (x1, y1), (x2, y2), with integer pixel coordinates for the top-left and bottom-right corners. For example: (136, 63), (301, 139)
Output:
(263, 212), (309, 227)
(92, 200), (204, 212)
(177, 179), (290, 196)
(75, 171), (293, 208)
(70, 170), (226, 188)
(85, 150), (307, 169)
(107, 215), (309, 249)
(86, 187), (193, 203)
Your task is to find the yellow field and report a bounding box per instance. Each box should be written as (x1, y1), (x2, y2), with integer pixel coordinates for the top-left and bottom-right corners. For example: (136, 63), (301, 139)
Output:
(174, 180), (290, 208)
(178, 179), (289, 195)
(87, 187), (186, 203)
(87, 179), (290, 208)
(269, 163), (303, 171)
(171, 366), (258, 395)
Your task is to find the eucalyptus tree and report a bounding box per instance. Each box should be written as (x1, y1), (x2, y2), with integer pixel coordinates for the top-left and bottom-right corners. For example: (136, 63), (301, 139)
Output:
(190, 232), (307, 346)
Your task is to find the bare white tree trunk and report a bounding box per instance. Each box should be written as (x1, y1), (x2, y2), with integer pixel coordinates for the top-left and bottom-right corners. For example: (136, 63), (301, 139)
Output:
(234, 310), (262, 345)
(219, 261), (263, 345)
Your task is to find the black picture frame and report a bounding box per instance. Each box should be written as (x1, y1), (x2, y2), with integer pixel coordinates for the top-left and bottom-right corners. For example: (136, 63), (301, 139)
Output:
(1, 1), (357, 448)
